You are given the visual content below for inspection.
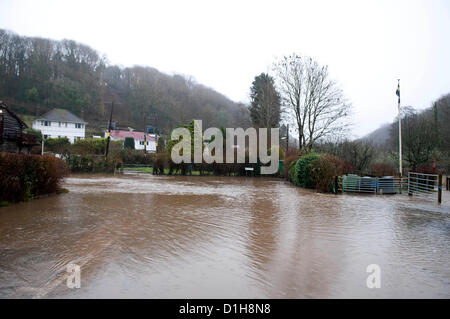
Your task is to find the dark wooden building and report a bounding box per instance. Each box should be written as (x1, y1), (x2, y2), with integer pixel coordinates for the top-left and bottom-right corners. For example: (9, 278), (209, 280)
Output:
(0, 101), (39, 154)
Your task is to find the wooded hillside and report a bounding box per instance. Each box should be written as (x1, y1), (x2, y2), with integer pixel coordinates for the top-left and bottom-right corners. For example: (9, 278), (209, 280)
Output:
(0, 29), (250, 134)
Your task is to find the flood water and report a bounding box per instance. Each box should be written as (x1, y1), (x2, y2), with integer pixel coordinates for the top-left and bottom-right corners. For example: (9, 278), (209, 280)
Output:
(0, 173), (449, 298)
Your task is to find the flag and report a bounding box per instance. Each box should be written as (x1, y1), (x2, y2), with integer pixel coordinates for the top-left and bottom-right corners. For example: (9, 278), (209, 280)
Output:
(396, 82), (400, 104)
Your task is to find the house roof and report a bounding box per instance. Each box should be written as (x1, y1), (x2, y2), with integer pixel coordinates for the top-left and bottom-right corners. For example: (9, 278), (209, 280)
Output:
(36, 108), (87, 124)
(0, 101), (28, 128)
(109, 130), (156, 141)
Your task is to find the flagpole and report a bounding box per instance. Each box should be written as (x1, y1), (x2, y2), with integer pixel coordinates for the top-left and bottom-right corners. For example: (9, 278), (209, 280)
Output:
(397, 79), (403, 177)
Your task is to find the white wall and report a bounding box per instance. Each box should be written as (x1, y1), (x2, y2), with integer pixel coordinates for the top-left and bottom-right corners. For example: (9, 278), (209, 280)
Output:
(134, 139), (157, 152)
(32, 120), (85, 144)
(106, 132), (157, 152)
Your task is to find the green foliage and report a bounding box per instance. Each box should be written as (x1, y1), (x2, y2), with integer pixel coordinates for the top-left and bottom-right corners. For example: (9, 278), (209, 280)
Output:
(45, 137), (71, 154)
(51, 78), (91, 114)
(249, 73), (281, 128)
(0, 153), (69, 202)
(25, 87), (39, 103)
(0, 29), (250, 134)
(67, 155), (121, 174)
(293, 151), (321, 188)
(120, 149), (153, 165)
(124, 137), (135, 150)
(72, 138), (121, 155)
(284, 154), (299, 180)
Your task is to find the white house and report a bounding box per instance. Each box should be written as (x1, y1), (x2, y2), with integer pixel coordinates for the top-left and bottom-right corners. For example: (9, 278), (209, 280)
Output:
(106, 129), (157, 152)
(32, 108), (87, 143)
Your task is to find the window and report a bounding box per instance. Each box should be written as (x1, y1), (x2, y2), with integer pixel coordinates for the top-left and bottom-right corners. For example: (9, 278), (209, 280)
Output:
(40, 121), (44, 126)
(75, 123), (82, 129)
(139, 141), (145, 145)
(58, 122), (61, 127)
(43, 134), (49, 139)
(44, 121), (51, 126)
(65, 122), (68, 127)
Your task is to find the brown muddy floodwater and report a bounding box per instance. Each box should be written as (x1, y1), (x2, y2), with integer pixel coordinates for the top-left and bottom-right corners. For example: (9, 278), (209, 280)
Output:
(0, 174), (449, 298)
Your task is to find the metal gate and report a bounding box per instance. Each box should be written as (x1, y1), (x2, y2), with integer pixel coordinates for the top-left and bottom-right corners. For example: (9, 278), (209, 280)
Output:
(341, 175), (405, 194)
(407, 172), (441, 202)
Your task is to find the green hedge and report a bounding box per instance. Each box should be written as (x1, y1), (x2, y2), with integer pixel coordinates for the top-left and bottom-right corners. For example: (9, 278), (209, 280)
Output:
(293, 152), (321, 188)
(0, 153), (69, 202)
(67, 155), (121, 173)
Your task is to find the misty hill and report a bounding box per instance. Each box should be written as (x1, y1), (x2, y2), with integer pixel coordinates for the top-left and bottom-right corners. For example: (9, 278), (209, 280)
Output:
(0, 29), (250, 135)
(361, 123), (392, 147)
(361, 94), (450, 152)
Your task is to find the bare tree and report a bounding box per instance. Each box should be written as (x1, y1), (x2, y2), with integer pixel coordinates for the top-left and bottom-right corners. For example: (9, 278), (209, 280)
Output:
(390, 106), (438, 170)
(273, 54), (351, 150)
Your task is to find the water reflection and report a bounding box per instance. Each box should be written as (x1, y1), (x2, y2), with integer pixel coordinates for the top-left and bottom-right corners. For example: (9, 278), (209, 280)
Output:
(0, 174), (449, 298)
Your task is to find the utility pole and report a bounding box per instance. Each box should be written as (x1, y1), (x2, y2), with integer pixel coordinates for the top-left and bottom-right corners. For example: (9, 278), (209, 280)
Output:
(143, 111), (147, 154)
(397, 79), (403, 177)
(286, 124), (289, 154)
(104, 101), (114, 159)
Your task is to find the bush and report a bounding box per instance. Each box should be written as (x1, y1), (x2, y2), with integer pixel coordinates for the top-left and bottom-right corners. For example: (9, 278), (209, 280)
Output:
(293, 152), (321, 188)
(124, 137), (135, 150)
(72, 138), (122, 155)
(67, 154), (121, 173)
(0, 153), (69, 202)
(310, 154), (342, 192)
(369, 163), (397, 177)
(153, 153), (167, 175)
(283, 154), (299, 180)
(120, 149), (154, 165)
(45, 137), (71, 154)
(24, 128), (43, 143)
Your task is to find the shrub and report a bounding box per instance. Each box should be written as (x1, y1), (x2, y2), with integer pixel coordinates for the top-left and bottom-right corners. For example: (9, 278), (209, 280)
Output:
(72, 138), (122, 155)
(45, 137), (71, 154)
(153, 153), (167, 175)
(67, 154), (121, 173)
(293, 152), (321, 188)
(310, 154), (342, 192)
(413, 164), (436, 174)
(0, 153), (69, 202)
(24, 128), (43, 143)
(283, 154), (299, 180)
(369, 163), (397, 177)
(120, 149), (154, 165)
(124, 137), (135, 150)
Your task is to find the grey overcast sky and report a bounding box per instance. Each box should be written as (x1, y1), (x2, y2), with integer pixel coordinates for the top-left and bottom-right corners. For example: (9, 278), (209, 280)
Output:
(0, 0), (449, 137)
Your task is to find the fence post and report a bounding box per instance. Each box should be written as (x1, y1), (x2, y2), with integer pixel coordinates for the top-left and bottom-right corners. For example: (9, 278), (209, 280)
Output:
(408, 172), (412, 196)
(438, 174), (442, 204)
(334, 175), (339, 194)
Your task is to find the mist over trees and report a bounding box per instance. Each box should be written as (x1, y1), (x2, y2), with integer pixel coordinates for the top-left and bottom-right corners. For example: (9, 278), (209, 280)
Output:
(389, 95), (449, 171)
(0, 29), (251, 134)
